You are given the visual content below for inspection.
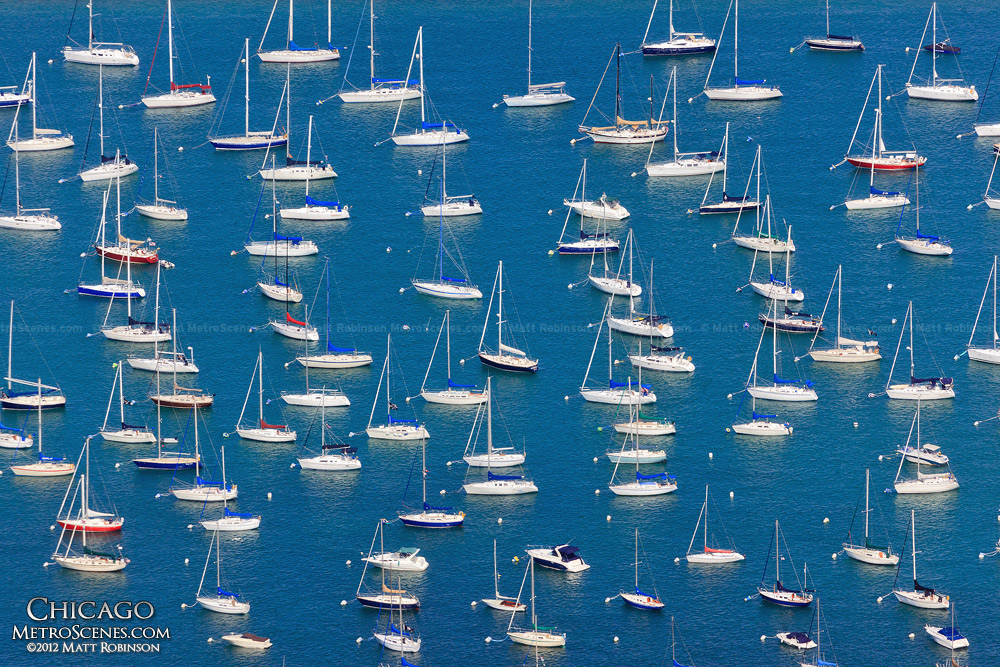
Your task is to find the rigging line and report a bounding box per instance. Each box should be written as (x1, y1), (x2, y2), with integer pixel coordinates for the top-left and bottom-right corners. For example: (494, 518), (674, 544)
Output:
(142, 6), (168, 97)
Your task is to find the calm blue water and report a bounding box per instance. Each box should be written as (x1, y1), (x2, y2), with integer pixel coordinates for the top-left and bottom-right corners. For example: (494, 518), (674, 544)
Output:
(1, 0), (999, 665)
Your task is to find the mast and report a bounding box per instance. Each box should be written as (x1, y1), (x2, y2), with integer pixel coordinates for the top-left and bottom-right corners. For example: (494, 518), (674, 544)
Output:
(153, 127), (160, 203)
(37, 380), (43, 456)
(445, 310), (452, 384)
(634, 528), (639, 590)
(669, 0), (675, 40)
(774, 519), (780, 583)
(910, 509), (917, 587)
(13, 120), (20, 215)
(614, 44), (621, 124)
(825, 0), (830, 37)
(526, 0), (532, 90)
(703, 485), (709, 552)
(876, 65), (884, 159)
(327, 0), (332, 47)
(98, 65), (105, 158)
(193, 403), (200, 481)
(493, 539), (500, 598)
(257, 349), (263, 424)
(244, 38), (250, 138)
(385, 335), (392, 420)
(497, 261), (504, 354)
(420, 432), (427, 507)
(836, 265), (842, 350)
(288, 0), (294, 48)
(31, 53), (37, 141)
(529, 555), (537, 631)
(931, 3), (937, 88)
(864, 468), (870, 544)
(88, 0), (94, 51)
(418, 27), (425, 128)
(994, 255), (998, 350)
(486, 376), (493, 469)
(909, 301), (914, 377)
(117, 361), (125, 427)
(671, 66), (678, 162)
(733, 0), (739, 81)
(305, 115), (313, 198)
(167, 0), (175, 87)
(368, 0), (375, 91)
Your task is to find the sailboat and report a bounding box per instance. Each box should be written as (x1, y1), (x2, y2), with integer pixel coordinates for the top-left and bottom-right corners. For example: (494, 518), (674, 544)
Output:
(646, 67), (725, 177)
(799, 601), (840, 667)
(555, 180), (619, 255)
(270, 300), (318, 341)
(389, 28), (469, 146)
(893, 402), (959, 494)
(209, 39), (288, 150)
(279, 119), (348, 220)
(420, 136), (480, 217)
(462, 390), (526, 468)
(746, 301), (817, 402)
(578, 45), (668, 144)
(6, 53), (74, 152)
(746, 227), (803, 302)
(964, 256), (1000, 363)
(641, 0), (716, 55)
(757, 520), (813, 607)
(906, 4), (977, 102)
(257, 185), (303, 303)
(135, 127), (187, 220)
(731, 150), (794, 253)
(502, 0), (573, 106)
(356, 527), (421, 608)
(608, 401), (676, 496)
(99, 362), (155, 444)
(235, 350), (296, 442)
(842, 156), (910, 210)
(411, 203), (482, 299)
(842, 469), (898, 565)
(698, 123), (759, 214)
(77, 184), (145, 299)
(0, 75), (30, 108)
(295, 258), (373, 369)
(0, 118), (61, 231)
(398, 438), (465, 528)
(258, 0), (339, 63)
(0, 413), (31, 449)
(703, 0), (782, 100)
(128, 308), (199, 374)
(892, 509), (950, 609)
(843, 66), (925, 170)
(2, 302), (67, 410)
(618, 528), (664, 609)
(803, 0), (864, 51)
(925, 604), (969, 650)
(883, 302), (954, 400)
(685, 485), (745, 563)
(62, 0), (138, 66)
(9, 385), (74, 476)
(56, 437), (124, 533)
(807, 265), (881, 362)
(607, 256), (673, 339)
(611, 383), (676, 436)
(481, 539), (526, 611)
(506, 556), (566, 647)
(94, 173), (158, 264)
(296, 397), (361, 470)
(243, 166), (319, 257)
(563, 160), (630, 220)
(101, 262), (169, 342)
(588, 236), (640, 297)
(373, 576), (421, 652)
(580, 317), (656, 406)
(260, 113), (337, 181)
(171, 415), (236, 501)
(731, 392), (791, 435)
(195, 529), (250, 614)
(337, 0), (422, 103)
(420, 311), (487, 405)
(131, 375), (198, 470)
(975, 152), (1000, 209)
(477, 261), (539, 372)
(462, 378), (538, 495)
(51, 460), (128, 571)
(140, 0), (215, 108)
(79, 68), (138, 182)
(895, 165), (952, 256)
(366, 334), (429, 440)
(281, 326), (350, 407)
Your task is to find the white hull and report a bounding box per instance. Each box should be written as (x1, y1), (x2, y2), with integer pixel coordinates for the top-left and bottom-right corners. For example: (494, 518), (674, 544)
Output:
(63, 46), (138, 66)
(612, 421), (675, 436)
(101, 326), (171, 343)
(235, 427), (296, 443)
(1, 394), (66, 410)
(463, 479), (538, 495)
(899, 446), (948, 466)
(100, 429), (156, 444)
(297, 454), (361, 470)
(271, 320), (319, 341)
(259, 165), (337, 181)
(172, 486), (237, 502)
(280, 391), (350, 407)
(809, 347), (881, 363)
(580, 388), (656, 405)
(411, 279), (482, 300)
(503, 92), (574, 107)
(259, 282), (302, 302)
(906, 83), (977, 102)
(200, 516), (260, 531)
(373, 633), (421, 653)
(605, 449), (665, 463)
(392, 130), (469, 146)
(925, 626), (969, 650)
(750, 281), (804, 302)
(897, 238), (953, 256)
(565, 199), (630, 220)
(258, 49), (339, 63)
(974, 122), (1000, 137)
(0, 432), (32, 449)
(886, 384), (954, 400)
(894, 589), (949, 609)
(7, 135), (75, 152)
(421, 389), (487, 405)
(704, 85), (782, 101)
(607, 316), (673, 338)
(197, 596), (250, 614)
(297, 352), (373, 369)
(366, 424), (429, 441)
(221, 634), (271, 649)
(79, 161), (139, 183)
(748, 385), (818, 402)
(338, 87), (422, 103)
(420, 201), (482, 217)
(508, 630), (566, 648)
(135, 204), (188, 221)
(608, 480), (677, 496)
(731, 420), (791, 436)
(53, 555), (127, 572)
(280, 205), (349, 220)
(686, 551), (745, 564)
(481, 597), (525, 612)
(10, 461), (75, 476)
(244, 240), (318, 256)
(843, 545), (899, 565)
(588, 275), (641, 296)
(0, 212), (61, 231)
(967, 347), (1000, 364)
(844, 195), (909, 210)
(646, 158), (724, 177)
(732, 236), (794, 253)
(894, 476), (959, 494)
(362, 552), (428, 571)
(141, 91), (216, 108)
(581, 127), (667, 144)
(127, 355), (199, 374)
(629, 353), (694, 372)
(463, 451), (525, 467)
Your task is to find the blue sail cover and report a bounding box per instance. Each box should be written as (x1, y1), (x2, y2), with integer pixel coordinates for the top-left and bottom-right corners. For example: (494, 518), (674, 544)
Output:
(774, 374), (814, 388)
(274, 278), (288, 287)
(287, 156), (320, 167)
(328, 343), (355, 353)
(752, 410), (777, 419)
(818, 661), (837, 667)
(609, 380), (652, 391)
(287, 40), (317, 51)
(0, 421), (23, 432)
(916, 230), (940, 241)
(736, 77), (765, 85)
(447, 379), (476, 389)
(217, 588), (240, 598)
(673, 661), (692, 667)
(402, 659), (422, 667)
(636, 471), (667, 480)
(768, 274), (787, 286)
(870, 186), (901, 196)
(196, 477), (224, 487)
(422, 502), (452, 511)
(441, 275), (467, 283)
(223, 507), (253, 518)
(40, 455), (66, 462)
(306, 195), (341, 209)
(274, 233), (302, 244)
(372, 78), (420, 84)
(422, 121), (458, 130)
(580, 230), (609, 240)
(389, 623), (411, 637)
(488, 471), (523, 481)
(388, 415), (417, 425)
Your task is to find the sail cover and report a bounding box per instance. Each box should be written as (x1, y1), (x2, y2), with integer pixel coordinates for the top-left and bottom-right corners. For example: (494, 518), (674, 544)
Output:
(735, 77), (765, 85)
(285, 312), (308, 327)
(305, 195), (341, 209)
(328, 343), (355, 353)
(488, 471), (523, 481)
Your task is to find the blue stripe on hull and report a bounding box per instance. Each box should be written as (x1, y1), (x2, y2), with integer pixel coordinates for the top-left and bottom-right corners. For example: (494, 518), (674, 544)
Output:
(624, 599), (663, 610)
(399, 518), (464, 528)
(533, 561), (569, 571)
(0, 100), (29, 108)
(210, 139), (288, 150)
(133, 460), (197, 470)
(766, 598), (812, 607)
(558, 247), (618, 255)
(807, 43), (863, 51)
(356, 597), (419, 610)
(77, 286), (143, 299)
(0, 401), (64, 410)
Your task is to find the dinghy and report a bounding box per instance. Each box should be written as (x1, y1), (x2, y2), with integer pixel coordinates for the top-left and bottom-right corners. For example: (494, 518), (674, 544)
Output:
(221, 633), (271, 649)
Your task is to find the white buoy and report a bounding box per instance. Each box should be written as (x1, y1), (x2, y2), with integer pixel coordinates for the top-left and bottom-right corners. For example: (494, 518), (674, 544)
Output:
(823, 517), (830, 524)
(485, 637), (492, 644)
(115, 462), (121, 468)
(891, 318), (897, 324)
(570, 138), (577, 145)
(955, 354), (961, 360)
(877, 596), (883, 603)
(674, 557), (680, 563)
(595, 489), (600, 495)
(712, 243), (717, 249)
(187, 524), (194, 530)
(708, 452), (713, 459)
(178, 146), (184, 152)
(604, 597), (611, 603)
(979, 552), (985, 559)
(908, 633), (915, 640)
(832, 553), (837, 560)
(290, 463), (296, 469)
(47, 59), (54, 64)
(267, 492), (273, 500)
(726, 393), (733, 399)
(386, 247), (392, 253)
(417, 169), (422, 175)
(593, 457), (599, 463)
(399, 287), (405, 294)
(471, 600), (477, 607)
(497, 518), (503, 525)
(878, 455), (884, 461)
(548, 249), (555, 256)
(606, 514), (611, 522)
(631, 171), (638, 177)
(49, 525), (55, 531)
(184, 558), (190, 565)
(887, 283), (893, 290)
(346, 560), (352, 566)
(440, 489), (446, 495)
(729, 491), (734, 499)
(356, 637), (363, 644)
(181, 603), (187, 609)
(547, 209), (554, 215)
(974, 421), (980, 426)
(853, 422), (859, 428)
(564, 395), (570, 401)
(405, 397), (411, 403)
(760, 635), (767, 642)
(613, 636), (619, 643)
(341, 599), (348, 606)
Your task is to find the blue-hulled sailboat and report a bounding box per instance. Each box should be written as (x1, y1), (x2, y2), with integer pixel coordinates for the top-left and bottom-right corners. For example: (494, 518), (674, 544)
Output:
(757, 519), (814, 607)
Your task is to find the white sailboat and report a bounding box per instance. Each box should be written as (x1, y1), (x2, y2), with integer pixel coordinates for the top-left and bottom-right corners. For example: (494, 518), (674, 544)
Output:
(731, 393), (791, 436)
(555, 179), (619, 255)
(62, 0), (138, 66)
(964, 256), (1000, 363)
(420, 311), (487, 405)
(478, 262), (539, 373)
(411, 204), (482, 299)
(842, 65), (925, 171)
(892, 510), (950, 609)
(296, 397), (361, 470)
(6, 53), (74, 152)
(77, 184), (145, 299)
(271, 309), (318, 342)
(209, 39), (288, 150)
(746, 227), (803, 302)
(646, 67), (725, 177)
(842, 468), (899, 565)
(506, 556), (567, 647)
(685, 485), (745, 563)
(235, 350), (296, 442)
(398, 438), (464, 528)
(101, 262), (170, 342)
(258, 0), (339, 63)
(588, 227), (640, 296)
(281, 317), (350, 407)
(279, 118), (348, 220)
(905, 3), (977, 102)
(703, 0), (782, 100)
(0, 117), (61, 231)
(337, 0), (422, 103)
(356, 523), (421, 609)
(295, 258), (373, 369)
(366, 334), (430, 440)
(502, 0), (574, 107)
(895, 166), (952, 256)
(420, 135), (480, 217)
(135, 127), (187, 220)
(883, 302), (954, 400)
(79, 68), (138, 182)
(257, 186), (303, 303)
(389, 28), (468, 146)
(564, 160), (630, 220)
(260, 112), (337, 181)
(127, 308), (199, 374)
(641, 0), (716, 55)
(2, 302), (67, 411)
(462, 388), (526, 467)
(807, 265), (881, 363)
(54, 436), (123, 535)
(0, 395), (33, 449)
(731, 150), (794, 253)
(925, 604), (969, 650)
(746, 301), (817, 402)
(99, 362), (155, 444)
(629, 338), (695, 374)
(51, 454), (127, 572)
(140, 0), (215, 108)
(171, 416), (236, 501)
(481, 539), (526, 611)
(373, 576), (422, 652)
(580, 317), (656, 406)
(461, 377), (537, 495)
(608, 400), (676, 496)
(578, 45), (668, 144)
(607, 255), (674, 339)
(131, 374), (198, 470)
(195, 529), (250, 614)
(841, 97), (910, 209)
(244, 165), (318, 257)
(619, 528), (664, 609)
(698, 123), (760, 214)
(9, 385), (74, 475)
(975, 152), (1000, 210)
(803, 0), (864, 51)
(757, 520), (813, 607)
(893, 401), (959, 494)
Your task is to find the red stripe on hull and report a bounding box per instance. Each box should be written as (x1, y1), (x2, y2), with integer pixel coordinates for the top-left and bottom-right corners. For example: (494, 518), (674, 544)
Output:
(57, 519), (124, 533)
(845, 157), (926, 171)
